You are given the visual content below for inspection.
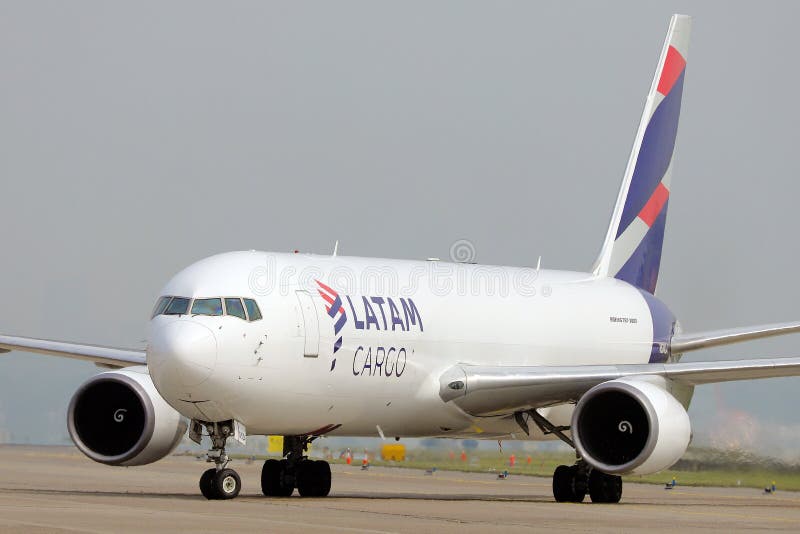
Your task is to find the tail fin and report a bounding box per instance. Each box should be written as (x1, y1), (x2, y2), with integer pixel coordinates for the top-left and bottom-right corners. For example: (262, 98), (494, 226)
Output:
(593, 14), (691, 294)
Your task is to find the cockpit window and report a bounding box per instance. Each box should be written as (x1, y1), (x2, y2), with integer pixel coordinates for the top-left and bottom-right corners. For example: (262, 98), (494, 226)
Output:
(164, 297), (191, 315)
(225, 298), (247, 320)
(244, 298), (262, 321)
(153, 296), (256, 320)
(151, 296), (172, 318)
(191, 298), (223, 316)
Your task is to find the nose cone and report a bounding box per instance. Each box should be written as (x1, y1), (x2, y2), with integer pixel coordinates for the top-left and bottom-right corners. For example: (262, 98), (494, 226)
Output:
(148, 321), (218, 388)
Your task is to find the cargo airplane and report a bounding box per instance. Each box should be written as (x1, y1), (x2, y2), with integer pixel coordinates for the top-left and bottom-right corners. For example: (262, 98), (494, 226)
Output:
(3, 14), (800, 503)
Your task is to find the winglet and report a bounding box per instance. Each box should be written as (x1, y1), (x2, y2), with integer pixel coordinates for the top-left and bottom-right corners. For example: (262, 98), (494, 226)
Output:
(593, 15), (691, 294)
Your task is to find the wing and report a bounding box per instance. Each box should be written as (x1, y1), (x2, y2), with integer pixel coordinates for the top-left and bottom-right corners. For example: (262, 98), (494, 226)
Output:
(0, 334), (145, 368)
(439, 356), (800, 416)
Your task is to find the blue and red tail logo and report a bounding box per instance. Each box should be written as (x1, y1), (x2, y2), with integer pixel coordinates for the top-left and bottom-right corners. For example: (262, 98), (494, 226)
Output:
(316, 280), (347, 370)
(612, 42), (688, 294)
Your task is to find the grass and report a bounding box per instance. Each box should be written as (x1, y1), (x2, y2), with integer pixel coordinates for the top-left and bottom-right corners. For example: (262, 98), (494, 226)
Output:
(630, 470), (800, 490)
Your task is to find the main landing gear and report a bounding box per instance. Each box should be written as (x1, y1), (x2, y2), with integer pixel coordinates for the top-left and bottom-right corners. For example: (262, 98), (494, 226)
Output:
(261, 435), (332, 497)
(199, 422), (242, 500)
(552, 461), (622, 503)
(515, 409), (623, 504)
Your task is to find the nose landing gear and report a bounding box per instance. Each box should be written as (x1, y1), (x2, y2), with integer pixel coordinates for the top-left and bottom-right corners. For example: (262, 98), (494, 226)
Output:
(198, 421), (242, 500)
(260, 435), (332, 497)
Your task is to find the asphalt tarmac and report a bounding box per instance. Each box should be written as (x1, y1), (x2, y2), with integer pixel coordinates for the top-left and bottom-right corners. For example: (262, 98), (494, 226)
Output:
(0, 445), (797, 533)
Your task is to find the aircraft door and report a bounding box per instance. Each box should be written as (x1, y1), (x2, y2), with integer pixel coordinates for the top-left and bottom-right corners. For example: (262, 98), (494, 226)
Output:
(295, 290), (320, 357)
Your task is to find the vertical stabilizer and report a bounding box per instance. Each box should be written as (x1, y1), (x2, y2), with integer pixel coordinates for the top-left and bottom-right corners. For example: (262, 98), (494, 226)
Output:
(593, 15), (691, 294)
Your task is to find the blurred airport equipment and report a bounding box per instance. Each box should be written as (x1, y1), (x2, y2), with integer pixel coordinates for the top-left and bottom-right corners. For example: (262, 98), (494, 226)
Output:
(267, 435), (283, 454)
(381, 443), (406, 462)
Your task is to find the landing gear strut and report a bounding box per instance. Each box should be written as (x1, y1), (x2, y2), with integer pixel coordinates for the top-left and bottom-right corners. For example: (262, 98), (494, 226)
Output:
(261, 435), (332, 497)
(198, 421), (242, 500)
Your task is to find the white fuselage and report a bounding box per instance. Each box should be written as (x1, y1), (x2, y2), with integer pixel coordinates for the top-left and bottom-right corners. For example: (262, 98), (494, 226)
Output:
(146, 251), (669, 440)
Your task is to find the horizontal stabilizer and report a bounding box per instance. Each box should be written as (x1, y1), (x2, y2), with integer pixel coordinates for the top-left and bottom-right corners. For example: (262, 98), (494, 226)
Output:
(671, 321), (800, 353)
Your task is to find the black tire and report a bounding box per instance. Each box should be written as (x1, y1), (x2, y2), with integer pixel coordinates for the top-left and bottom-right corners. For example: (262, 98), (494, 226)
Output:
(261, 459), (280, 496)
(589, 470), (623, 504)
(296, 460), (316, 497)
(296, 460), (330, 497)
(212, 468), (241, 500)
(262, 459), (293, 497)
(570, 465), (587, 503)
(199, 468), (217, 500)
(313, 460), (332, 497)
(553, 465), (587, 503)
(277, 460), (294, 496)
(552, 465), (574, 502)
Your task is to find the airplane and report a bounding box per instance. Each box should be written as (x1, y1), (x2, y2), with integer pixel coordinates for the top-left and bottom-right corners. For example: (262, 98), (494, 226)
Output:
(3, 13), (800, 504)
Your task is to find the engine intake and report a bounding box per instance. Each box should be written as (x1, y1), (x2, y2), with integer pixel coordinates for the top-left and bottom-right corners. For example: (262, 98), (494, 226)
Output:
(572, 378), (691, 475)
(68, 367), (187, 466)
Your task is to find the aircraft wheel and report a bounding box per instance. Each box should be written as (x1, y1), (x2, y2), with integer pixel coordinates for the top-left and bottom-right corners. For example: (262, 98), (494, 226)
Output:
(552, 464), (586, 503)
(262, 459), (294, 496)
(553, 465), (574, 502)
(314, 460), (332, 497)
(570, 465), (587, 503)
(297, 460), (331, 497)
(199, 468), (217, 500)
(589, 470), (622, 503)
(212, 468), (241, 500)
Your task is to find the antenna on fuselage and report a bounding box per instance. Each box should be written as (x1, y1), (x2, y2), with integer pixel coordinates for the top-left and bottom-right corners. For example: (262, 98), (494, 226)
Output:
(536, 256), (542, 272)
(332, 240), (339, 257)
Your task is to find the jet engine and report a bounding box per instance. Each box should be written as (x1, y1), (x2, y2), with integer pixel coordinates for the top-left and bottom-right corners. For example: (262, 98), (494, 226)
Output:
(67, 367), (188, 466)
(571, 378), (691, 475)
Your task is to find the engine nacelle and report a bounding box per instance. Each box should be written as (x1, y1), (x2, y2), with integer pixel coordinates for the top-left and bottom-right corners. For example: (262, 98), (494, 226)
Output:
(68, 366), (188, 466)
(571, 378), (691, 475)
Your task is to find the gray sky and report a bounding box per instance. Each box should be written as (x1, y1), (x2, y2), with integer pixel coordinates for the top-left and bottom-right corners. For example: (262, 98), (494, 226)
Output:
(2, 1), (800, 454)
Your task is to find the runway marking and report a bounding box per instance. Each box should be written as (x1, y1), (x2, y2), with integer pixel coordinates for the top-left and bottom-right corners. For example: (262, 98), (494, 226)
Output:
(194, 516), (396, 534)
(0, 493), (396, 534)
(0, 516), (109, 533)
(668, 489), (800, 506)
(672, 507), (800, 525)
(560, 502), (800, 529)
(269, 499), (544, 531)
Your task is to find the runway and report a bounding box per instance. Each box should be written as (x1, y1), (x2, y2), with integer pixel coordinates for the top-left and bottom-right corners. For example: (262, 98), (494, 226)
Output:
(0, 446), (798, 533)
